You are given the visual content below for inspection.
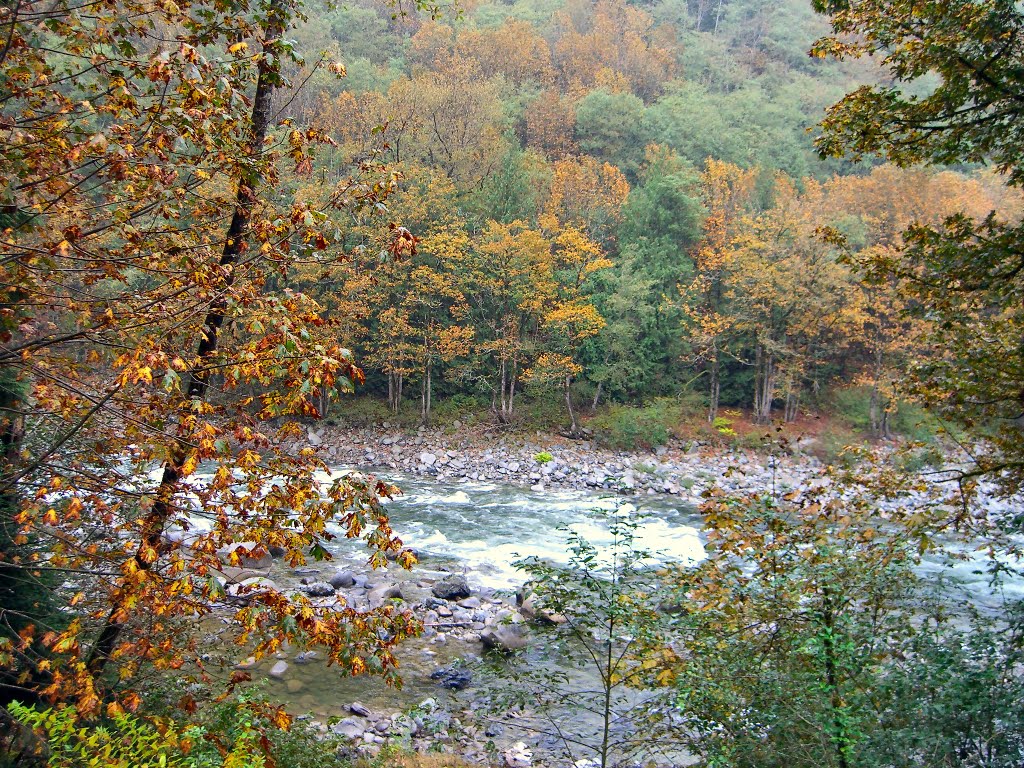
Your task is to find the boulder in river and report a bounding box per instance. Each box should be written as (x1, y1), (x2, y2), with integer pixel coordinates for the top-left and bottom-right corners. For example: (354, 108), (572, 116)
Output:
(368, 583), (404, 606)
(432, 574), (471, 600)
(269, 660), (289, 679)
(329, 570), (356, 589)
(302, 581), (335, 597)
(349, 702), (372, 717)
(519, 594), (567, 625)
(429, 663), (473, 690)
(217, 542), (273, 569)
(331, 717), (365, 739)
(481, 624), (528, 653)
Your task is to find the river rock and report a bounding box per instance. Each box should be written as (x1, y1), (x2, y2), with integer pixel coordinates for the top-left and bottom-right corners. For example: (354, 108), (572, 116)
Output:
(519, 594), (567, 625)
(432, 574), (471, 600)
(294, 650), (318, 664)
(481, 625), (528, 653)
(349, 702), (372, 717)
(308, 430), (323, 446)
(269, 660), (288, 679)
(329, 570), (356, 589)
(458, 596), (482, 609)
(429, 663), (472, 690)
(234, 656), (258, 670)
(302, 581), (335, 597)
(331, 717), (365, 739)
(419, 452), (437, 466)
(368, 583), (404, 605)
(504, 741), (533, 768)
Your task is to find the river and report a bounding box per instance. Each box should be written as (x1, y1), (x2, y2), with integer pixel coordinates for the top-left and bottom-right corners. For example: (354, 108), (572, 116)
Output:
(194, 465), (1022, 761)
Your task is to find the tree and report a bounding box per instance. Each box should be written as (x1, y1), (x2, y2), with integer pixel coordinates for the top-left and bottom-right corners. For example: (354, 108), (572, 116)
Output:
(681, 160), (759, 421)
(574, 90), (652, 181)
(525, 226), (611, 433)
(724, 177), (863, 424)
(0, 0), (419, 717)
(492, 516), (683, 768)
(673, 473), (930, 768)
(813, 0), (1024, 501)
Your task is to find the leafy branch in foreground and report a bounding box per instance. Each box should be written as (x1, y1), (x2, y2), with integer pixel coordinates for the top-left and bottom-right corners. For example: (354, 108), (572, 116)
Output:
(0, 0), (424, 722)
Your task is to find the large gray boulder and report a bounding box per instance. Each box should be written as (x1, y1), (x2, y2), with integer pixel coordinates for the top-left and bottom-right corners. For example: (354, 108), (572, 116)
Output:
(328, 570), (356, 589)
(302, 581), (335, 597)
(431, 574), (471, 600)
(481, 624), (528, 653)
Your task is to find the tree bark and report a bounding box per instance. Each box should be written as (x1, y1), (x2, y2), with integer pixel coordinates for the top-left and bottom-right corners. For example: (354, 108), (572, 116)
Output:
(753, 344), (775, 426)
(565, 375), (578, 434)
(86, 4), (287, 677)
(420, 363), (432, 425)
(707, 342), (720, 423)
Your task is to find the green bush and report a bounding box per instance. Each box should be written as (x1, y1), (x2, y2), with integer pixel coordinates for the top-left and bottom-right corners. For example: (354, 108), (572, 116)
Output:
(5, 693), (346, 768)
(894, 444), (943, 473)
(590, 398), (690, 451)
(830, 387), (942, 442)
(334, 396), (415, 427)
(431, 394), (485, 426)
(519, 390), (570, 430)
(534, 451), (553, 464)
(808, 425), (865, 467)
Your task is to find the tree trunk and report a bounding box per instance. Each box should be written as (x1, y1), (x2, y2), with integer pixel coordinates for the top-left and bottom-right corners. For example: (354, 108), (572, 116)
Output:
(420, 364), (432, 425)
(496, 357), (516, 423)
(707, 343), (720, 423)
(565, 375), (579, 434)
(591, 380), (603, 413)
(821, 585), (852, 768)
(388, 371), (403, 415)
(753, 344), (775, 426)
(86, 4), (286, 677)
(784, 386), (799, 423)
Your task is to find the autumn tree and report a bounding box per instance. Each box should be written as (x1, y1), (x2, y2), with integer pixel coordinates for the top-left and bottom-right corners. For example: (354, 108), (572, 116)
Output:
(0, 0), (420, 718)
(524, 90), (580, 160)
(525, 225), (611, 433)
(726, 177), (863, 424)
(544, 156), (631, 248)
(813, 0), (1024, 499)
(681, 160), (759, 421)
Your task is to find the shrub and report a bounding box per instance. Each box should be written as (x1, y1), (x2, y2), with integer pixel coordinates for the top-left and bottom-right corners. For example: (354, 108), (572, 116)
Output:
(808, 425), (864, 466)
(712, 415), (736, 437)
(894, 444), (943, 473)
(590, 397), (692, 451)
(534, 451), (553, 464)
(431, 394), (485, 426)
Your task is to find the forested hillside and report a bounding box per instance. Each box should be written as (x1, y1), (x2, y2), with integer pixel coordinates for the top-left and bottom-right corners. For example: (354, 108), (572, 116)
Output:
(243, 0), (1019, 436)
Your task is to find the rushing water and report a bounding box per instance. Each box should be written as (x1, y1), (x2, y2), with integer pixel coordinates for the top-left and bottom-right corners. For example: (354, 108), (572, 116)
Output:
(320, 468), (706, 589)
(203, 468), (704, 726)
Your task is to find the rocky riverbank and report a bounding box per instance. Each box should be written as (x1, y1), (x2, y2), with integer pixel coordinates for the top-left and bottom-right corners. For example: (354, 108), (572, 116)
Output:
(207, 424), (817, 764)
(209, 423), (1011, 766)
(215, 558), (594, 764)
(305, 423), (820, 504)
